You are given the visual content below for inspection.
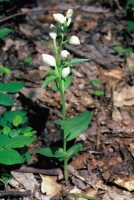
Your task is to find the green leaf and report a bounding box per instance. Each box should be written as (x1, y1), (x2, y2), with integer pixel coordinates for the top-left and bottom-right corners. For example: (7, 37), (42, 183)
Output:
(64, 75), (72, 91)
(0, 118), (7, 127)
(69, 193), (98, 200)
(0, 28), (13, 39)
(41, 76), (57, 89)
(23, 57), (32, 63)
(67, 144), (82, 158)
(19, 126), (36, 136)
(126, 20), (134, 32)
(35, 147), (66, 159)
(94, 90), (104, 96)
(0, 149), (24, 165)
(45, 69), (57, 76)
(91, 79), (101, 85)
(51, 84), (58, 92)
(6, 136), (34, 148)
(9, 129), (19, 138)
(4, 110), (27, 122)
(63, 58), (90, 66)
(0, 93), (13, 106)
(0, 66), (11, 74)
(24, 151), (31, 162)
(112, 45), (124, 52)
(0, 81), (4, 90)
(3, 126), (11, 135)
(0, 134), (34, 149)
(55, 112), (92, 141)
(2, 82), (25, 93)
(0, 134), (10, 149)
(12, 115), (22, 127)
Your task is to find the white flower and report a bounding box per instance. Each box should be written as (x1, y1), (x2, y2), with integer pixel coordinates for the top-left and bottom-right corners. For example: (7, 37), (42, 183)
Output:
(66, 9), (73, 19)
(60, 50), (70, 60)
(42, 54), (56, 66)
(49, 24), (57, 39)
(53, 13), (66, 24)
(67, 18), (71, 27)
(69, 36), (80, 45)
(62, 67), (70, 79)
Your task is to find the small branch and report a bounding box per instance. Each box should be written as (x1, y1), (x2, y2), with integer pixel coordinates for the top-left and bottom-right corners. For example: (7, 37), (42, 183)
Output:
(0, 12), (26, 23)
(0, 190), (31, 198)
(14, 165), (63, 179)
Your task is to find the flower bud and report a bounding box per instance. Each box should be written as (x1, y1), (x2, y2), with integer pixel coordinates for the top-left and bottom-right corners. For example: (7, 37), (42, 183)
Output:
(62, 67), (70, 79)
(60, 50), (70, 60)
(49, 24), (57, 39)
(53, 13), (66, 24)
(66, 9), (73, 19)
(69, 36), (80, 45)
(42, 54), (56, 67)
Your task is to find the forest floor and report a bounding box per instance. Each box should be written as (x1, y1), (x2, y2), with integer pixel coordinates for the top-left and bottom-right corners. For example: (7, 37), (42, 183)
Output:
(0, 0), (134, 199)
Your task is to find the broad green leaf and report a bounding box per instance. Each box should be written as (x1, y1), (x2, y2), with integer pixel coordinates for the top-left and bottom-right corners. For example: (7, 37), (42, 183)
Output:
(51, 84), (58, 92)
(3, 126), (11, 135)
(0, 149), (24, 165)
(126, 20), (134, 32)
(2, 82), (25, 93)
(67, 144), (82, 158)
(91, 79), (101, 85)
(24, 130), (36, 137)
(0, 66), (11, 74)
(20, 126), (36, 136)
(41, 76), (57, 89)
(9, 129), (18, 138)
(24, 151), (31, 162)
(5, 136), (34, 148)
(23, 57), (32, 63)
(0, 118), (7, 127)
(94, 90), (104, 96)
(123, 47), (133, 55)
(12, 115), (22, 127)
(63, 58), (90, 66)
(0, 93), (13, 106)
(0, 28), (13, 39)
(0, 81), (4, 90)
(64, 75), (72, 91)
(112, 45), (124, 52)
(35, 147), (66, 159)
(4, 110), (27, 122)
(55, 112), (92, 141)
(0, 134), (10, 149)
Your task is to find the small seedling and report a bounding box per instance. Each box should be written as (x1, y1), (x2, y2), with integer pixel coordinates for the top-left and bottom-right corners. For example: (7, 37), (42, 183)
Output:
(0, 28), (13, 39)
(35, 9), (92, 185)
(0, 110), (36, 137)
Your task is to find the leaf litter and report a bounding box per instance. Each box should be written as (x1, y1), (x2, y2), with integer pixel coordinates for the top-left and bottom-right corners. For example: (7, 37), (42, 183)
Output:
(0, 0), (134, 199)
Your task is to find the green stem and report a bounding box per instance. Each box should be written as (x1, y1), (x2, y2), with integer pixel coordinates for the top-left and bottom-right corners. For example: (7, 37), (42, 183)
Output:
(53, 35), (69, 185)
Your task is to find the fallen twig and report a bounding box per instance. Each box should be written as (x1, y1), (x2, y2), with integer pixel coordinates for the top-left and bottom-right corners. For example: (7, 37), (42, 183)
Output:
(15, 165), (63, 179)
(0, 190), (31, 198)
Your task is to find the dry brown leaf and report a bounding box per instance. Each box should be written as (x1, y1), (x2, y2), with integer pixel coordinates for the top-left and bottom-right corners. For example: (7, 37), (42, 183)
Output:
(128, 143), (134, 157)
(71, 153), (89, 169)
(99, 68), (124, 84)
(113, 86), (134, 107)
(102, 190), (134, 200)
(114, 176), (134, 191)
(127, 53), (134, 73)
(40, 175), (62, 195)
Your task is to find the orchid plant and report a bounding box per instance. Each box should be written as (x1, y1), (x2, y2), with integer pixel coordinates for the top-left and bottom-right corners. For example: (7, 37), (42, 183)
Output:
(35, 9), (92, 184)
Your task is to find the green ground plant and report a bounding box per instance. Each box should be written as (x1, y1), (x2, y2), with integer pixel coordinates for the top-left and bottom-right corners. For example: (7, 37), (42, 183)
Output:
(35, 9), (92, 185)
(0, 67), (35, 165)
